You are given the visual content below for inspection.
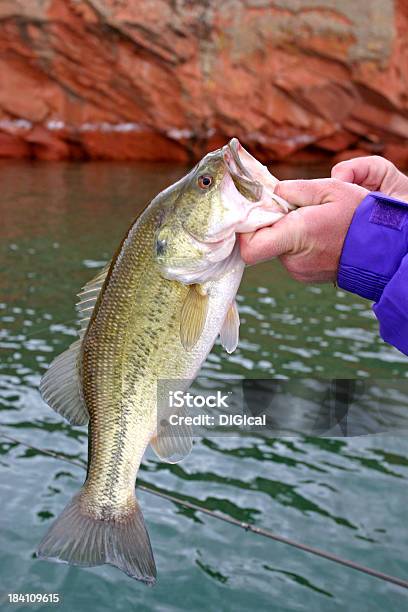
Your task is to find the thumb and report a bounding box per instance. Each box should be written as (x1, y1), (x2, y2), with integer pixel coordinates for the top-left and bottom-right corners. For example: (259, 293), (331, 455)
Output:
(331, 159), (356, 183)
(275, 179), (336, 207)
(239, 214), (301, 264)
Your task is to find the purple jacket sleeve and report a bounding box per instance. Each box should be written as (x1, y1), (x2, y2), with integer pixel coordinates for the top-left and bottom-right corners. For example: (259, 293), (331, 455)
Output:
(337, 191), (408, 355)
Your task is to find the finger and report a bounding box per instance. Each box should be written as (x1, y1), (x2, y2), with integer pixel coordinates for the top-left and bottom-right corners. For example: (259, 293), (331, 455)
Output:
(331, 156), (392, 191)
(239, 214), (301, 264)
(275, 178), (338, 207)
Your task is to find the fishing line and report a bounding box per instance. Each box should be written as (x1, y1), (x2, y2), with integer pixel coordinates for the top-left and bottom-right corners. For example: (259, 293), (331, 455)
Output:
(3, 317), (78, 341)
(1, 431), (408, 590)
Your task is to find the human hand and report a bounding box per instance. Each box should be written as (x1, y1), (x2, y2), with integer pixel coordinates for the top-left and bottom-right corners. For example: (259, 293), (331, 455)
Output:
(332, 155), (408, 201)
(239, 179), (368, 283)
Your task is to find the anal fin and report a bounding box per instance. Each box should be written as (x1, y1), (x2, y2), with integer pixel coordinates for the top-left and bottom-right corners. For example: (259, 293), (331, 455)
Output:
(220, 300), (240, 354)
(150, 404), (192, 464)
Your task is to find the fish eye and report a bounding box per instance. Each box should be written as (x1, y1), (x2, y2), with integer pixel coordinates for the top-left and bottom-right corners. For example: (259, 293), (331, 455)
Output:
(198, 175), (213, 189)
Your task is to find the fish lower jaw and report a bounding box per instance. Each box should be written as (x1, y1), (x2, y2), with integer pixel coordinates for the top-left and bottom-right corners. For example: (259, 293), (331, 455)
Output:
(157, 259), (223, 284)
(158, 237), (237, 284)
(159, 257), (240, 285)
(158, 265), (205, 284)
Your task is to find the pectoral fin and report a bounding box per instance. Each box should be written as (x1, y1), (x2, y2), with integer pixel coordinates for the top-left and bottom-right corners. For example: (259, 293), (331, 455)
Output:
(180, 284), (209, 351)
(220, 300), (240, 354)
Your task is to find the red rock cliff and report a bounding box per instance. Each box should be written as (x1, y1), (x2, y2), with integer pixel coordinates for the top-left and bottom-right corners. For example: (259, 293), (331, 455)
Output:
(0, 0), (407, 164)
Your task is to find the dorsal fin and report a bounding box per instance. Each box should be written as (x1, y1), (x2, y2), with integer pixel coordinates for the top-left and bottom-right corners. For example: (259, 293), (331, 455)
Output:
(76, 263), (111, 337)
(40, 339), (88, 426)
(40, 263), (112, 426)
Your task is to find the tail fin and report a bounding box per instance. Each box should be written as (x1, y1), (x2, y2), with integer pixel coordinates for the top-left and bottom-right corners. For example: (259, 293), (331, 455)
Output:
(37, 491), (156, 585)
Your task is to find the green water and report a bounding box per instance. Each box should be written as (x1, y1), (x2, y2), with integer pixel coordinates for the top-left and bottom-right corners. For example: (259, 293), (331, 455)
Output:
(0, 160), (407, 611)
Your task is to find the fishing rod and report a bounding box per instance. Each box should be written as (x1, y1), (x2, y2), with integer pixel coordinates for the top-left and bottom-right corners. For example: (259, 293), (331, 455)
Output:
(2, 430), (408, 590)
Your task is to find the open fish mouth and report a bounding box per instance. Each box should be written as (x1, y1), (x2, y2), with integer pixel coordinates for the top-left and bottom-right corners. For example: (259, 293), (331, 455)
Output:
(223, 137), (294, 217)
(182, 137), (291, 254)
(222, 138), (263, 202)
(224, 138), (252, 179)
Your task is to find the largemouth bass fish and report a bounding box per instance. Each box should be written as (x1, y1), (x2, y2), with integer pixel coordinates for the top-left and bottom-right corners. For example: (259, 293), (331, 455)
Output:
(37, 138), (293, 584)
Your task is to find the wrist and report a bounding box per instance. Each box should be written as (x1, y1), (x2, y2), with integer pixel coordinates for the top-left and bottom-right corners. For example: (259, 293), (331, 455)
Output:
(337, 192), (408, 302)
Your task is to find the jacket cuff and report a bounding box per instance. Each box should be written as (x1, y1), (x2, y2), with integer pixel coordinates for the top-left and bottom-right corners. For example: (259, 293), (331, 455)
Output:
(337, 192), (408, 302)
(372, 253), (408, 355)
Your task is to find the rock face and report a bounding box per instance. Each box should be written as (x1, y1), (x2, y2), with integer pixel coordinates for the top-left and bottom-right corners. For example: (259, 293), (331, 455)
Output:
(0, 0), (407, 164)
